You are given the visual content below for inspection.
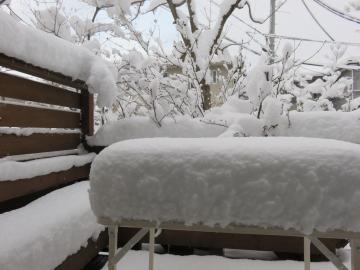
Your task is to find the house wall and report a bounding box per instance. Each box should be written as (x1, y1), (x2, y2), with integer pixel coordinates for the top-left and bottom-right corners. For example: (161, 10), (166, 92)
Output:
(166, 63), (232, 107)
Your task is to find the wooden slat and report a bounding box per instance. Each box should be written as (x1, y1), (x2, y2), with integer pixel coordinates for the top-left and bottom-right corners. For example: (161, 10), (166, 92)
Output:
(0, 53), (87, 90)
(0, 164), (90, 203)
(81, 90), (94, 136)
(0, 133), (81, 157)
(56, 231), (108, 270)
(0, 72), (81, 108)
(0, 103), (80, 128)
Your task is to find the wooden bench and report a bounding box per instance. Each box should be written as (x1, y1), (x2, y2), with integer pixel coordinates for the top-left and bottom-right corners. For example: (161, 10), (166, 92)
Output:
(0, 53), (106, 269)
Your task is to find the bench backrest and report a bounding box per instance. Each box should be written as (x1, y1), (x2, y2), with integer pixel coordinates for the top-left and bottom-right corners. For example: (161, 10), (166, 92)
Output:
(0, 53), (94, 211)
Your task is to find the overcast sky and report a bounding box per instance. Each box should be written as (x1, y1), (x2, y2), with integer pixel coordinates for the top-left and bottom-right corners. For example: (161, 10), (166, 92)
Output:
(11, 0), (360, 70)
(229, 0), (360, 66)
(131, 0), (360, 69)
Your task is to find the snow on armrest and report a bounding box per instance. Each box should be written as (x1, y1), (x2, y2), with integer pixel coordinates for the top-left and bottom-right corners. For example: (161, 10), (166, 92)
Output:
(89, 137), (360, 234)
(0, 11), (116, 107)
(0, 153), (96, 181)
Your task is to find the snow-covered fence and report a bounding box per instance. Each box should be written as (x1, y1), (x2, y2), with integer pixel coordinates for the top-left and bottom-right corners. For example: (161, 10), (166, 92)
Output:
(0, 53), (106, 269)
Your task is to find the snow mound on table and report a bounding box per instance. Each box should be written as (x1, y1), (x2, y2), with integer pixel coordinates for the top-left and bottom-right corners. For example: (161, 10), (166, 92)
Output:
(0, 153), (95, 181)
(88, 108), (360, 146)
(87, 116), (226, 146)
(205, 109), (360, 142)
(0, 181), (103, 270)
(279, 110), (360, 144)
(90, 137), (360, 234)
(0, 11), (117, 107)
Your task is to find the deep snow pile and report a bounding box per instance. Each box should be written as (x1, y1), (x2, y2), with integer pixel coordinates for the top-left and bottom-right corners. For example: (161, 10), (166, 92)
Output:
(279, 110), (360, 144)
(87, 116), (226, 146)
(0, 11), (117, 107)
(0, 181), (103, 270)
(87, 109), (360, 146)
(0, 153), (95, 181)
(90, 137), (360, 234)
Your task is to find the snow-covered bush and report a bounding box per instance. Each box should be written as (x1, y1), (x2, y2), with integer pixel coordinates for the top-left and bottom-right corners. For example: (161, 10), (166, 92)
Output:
(113, 50), (202, 126)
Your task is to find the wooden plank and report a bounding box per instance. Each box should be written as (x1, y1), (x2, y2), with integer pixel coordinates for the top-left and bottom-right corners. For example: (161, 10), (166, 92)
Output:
(0, 133), (81, 157)
(56, 231), (108, 270)
(81, 90), (94, 136)
(0, 164), (90, 202)
(0, 72), (81, 108)
(0, 179), (85, 214)
(0, 103), (80, 128)
(0, 53), (87, 90)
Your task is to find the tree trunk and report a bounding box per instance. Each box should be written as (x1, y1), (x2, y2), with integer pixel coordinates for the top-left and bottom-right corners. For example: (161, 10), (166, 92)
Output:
(201, 82), (211, 111)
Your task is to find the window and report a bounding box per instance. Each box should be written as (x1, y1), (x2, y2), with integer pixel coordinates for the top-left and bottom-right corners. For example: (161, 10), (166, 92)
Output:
(212, 70), (218, 84)
(352, 70), (360, 98)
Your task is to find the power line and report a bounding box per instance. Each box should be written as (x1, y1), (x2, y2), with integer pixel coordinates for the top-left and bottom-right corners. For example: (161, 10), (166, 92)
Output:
(213, 0), (359, 47)
(262, 32), (360, 46)
(301, 0), (334, 41)
(211, 1), (264, 36)
(161, 1), (360, 53)
(311, 0), (360, 25)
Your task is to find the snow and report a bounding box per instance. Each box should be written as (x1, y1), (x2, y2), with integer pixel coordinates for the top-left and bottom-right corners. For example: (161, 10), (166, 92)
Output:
(0, 127), (80, 136)
(88, 109), (360, 146)
(89, 137), (360, 234)
(87, 116), (226, 146)
(244, 55), (272, 110)
(0, 153), (95, 181)
(0, 181), (103, 270)
(0, 11), (117, 108)
(279, 110), (360, 144)
(103, 250), (349, 270)
(209, 96), (253, 114)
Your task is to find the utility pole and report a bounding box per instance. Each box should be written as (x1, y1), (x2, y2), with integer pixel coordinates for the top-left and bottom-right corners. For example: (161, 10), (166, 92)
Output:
(269, 0), (276, 63)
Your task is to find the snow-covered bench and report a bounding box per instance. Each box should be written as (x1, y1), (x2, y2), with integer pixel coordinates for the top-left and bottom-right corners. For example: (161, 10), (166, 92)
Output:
(0, 10), (118, 268)
(89, 137), (360, 270)
(0, 181), (103, 270)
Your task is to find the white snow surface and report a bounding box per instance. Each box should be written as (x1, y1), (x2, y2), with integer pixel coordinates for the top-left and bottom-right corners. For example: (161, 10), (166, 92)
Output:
(90, 137), (360, 234)
(0, 127), (81, 136)
(0, 153), (95, 181)
(103, 250), (349, 270)
(279, 110), (360, 143)
(0, 11), (117, 107)
(0, 181), (104, 270)
(88, 109), (360, 146)
(87, 116), (226, 146)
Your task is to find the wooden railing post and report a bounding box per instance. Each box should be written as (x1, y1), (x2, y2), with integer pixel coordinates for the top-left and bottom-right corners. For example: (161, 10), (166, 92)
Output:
(81, 90), (94, 137)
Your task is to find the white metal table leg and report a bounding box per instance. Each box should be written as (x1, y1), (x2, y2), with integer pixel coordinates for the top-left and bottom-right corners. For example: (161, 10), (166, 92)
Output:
(108, 225), (118, 270)
(351, 239), (360, 270)
(149, 228), (155, 270)
(304, 237), (311, 270)
(308, 236), (348, 270)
